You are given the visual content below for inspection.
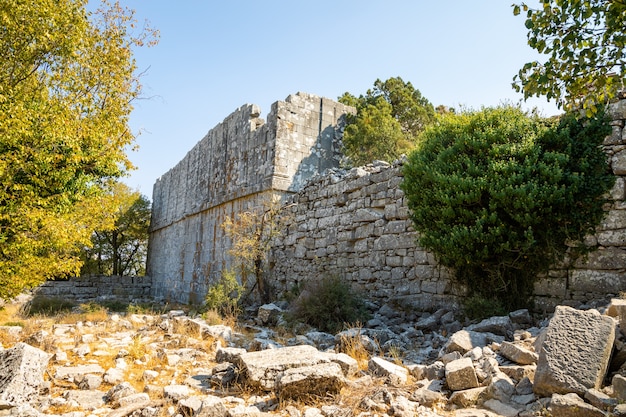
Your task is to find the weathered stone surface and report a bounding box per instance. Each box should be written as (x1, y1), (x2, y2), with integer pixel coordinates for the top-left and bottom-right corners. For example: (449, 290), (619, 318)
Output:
(55, 363), (105, 379)
(534, 306), (616, 396)
(0, 343), (50, 407)
(64, 390), (105, 411)
(235, 345), (330, 391)
(277, 362), (345, 400)
(498, 341), (538, 365)
(608, 298), (626, 336)
(585, 387), (618, 411)
(196, 395), (228, 417)
(368, 357), (408, 386)
(467, 316), (513, 337)
(482, 399), (522, 417)
(445, 330), (489, 354)
(449, 387), (487, 408)
(445, 358), (479, 391)
(613, 373), (626, 401)
(257, 303), (283, 325)
(550, 393), (606, 417)
(163, 384), (190, 402)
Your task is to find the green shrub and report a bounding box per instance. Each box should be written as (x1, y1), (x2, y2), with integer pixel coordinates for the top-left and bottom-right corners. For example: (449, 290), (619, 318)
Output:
(401, 106), (614, 310)
(21, 296), (76, 316)
(204, 269), (243, 316)
(462, 295), (507, 321)
(289, 276), (370, 333)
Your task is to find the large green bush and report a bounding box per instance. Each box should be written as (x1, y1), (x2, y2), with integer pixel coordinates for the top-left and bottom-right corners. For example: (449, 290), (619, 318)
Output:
(401, 106), (614, 310)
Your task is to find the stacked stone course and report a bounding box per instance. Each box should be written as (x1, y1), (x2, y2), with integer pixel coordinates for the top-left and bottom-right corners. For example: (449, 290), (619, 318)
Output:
(269, 161), (460, 310)
(34, 276), (152, 303)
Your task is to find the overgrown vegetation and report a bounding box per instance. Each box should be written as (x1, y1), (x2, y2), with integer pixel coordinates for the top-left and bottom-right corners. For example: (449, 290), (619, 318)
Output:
(221, 196), (289, 304)
(288, 276), (370, 333)
(402, 106), (614, 311)
(203, 269), (243, 317)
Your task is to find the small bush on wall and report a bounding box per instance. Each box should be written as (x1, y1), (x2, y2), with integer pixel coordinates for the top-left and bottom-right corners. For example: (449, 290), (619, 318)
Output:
(401, 106), (614, 310)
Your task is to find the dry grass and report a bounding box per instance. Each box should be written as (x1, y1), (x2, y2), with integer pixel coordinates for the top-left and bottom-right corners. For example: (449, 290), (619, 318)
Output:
(337, 328), (371, 371)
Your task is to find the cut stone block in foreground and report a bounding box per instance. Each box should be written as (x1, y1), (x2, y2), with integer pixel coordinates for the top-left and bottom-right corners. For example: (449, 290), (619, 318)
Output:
(534, 306), (616, 396)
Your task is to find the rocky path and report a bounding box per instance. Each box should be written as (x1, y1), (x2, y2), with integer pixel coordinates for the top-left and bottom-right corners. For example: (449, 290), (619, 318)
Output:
(2, 298), (626, 416)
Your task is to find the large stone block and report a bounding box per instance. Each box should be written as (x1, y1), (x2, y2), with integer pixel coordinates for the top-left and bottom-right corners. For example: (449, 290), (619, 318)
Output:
(234, 345), (330, 391)
(534, 306), (616, 396)
(445, 358), (479, 391)
(0, 343), (50, 407)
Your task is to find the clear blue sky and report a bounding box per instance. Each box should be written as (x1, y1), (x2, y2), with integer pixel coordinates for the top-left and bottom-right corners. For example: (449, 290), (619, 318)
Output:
(120, 1), (557, 198)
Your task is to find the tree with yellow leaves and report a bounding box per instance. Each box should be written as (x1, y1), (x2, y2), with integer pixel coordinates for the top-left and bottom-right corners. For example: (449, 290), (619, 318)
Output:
(0, 0), (158, 299)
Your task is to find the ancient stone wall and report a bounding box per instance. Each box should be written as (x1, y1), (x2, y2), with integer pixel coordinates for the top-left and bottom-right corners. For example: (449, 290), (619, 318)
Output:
(269, 96), (626, 311)
(147, 93), (354, 304)
(34, 276), (152, 303)
(150, 92), (626, 311)
(533, 98), (626, 311)
(269, 161), (462, 311)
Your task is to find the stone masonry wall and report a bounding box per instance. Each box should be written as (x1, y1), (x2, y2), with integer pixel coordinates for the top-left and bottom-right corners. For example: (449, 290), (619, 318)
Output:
(147, 93), (354, 304)
(532, 97), (626, 311)
(269, 161), (461, 311)
(34, 276), (152, 303)
(269, 97), (626, 312)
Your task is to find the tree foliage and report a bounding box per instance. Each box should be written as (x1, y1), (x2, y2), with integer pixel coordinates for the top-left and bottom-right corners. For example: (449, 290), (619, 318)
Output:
(513, 0), (626, 113)
(81, 183), (151, 276)
(338, 77), (436, 166)
(401, 106), (614, 309)
(0, 0), (158, 299)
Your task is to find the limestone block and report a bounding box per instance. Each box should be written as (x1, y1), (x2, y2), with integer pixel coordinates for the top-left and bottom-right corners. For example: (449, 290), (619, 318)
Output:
(65, 390), (106, 411)
(574, 247), (626, 270)
(498, 341), (538, 365)
(607, 298), (626, 336)
(597, 229), (626, 246)
(550, 393), (606, 417)
(613, 149), (626, 175)
(534, 306), (616, 396)
(486, 372), (515, 402)
(0, 343), (50, 407)
(569, 270), (626, 294)
(235, 345), (330, 391)
(584, 388), (618, 411)
(467, 315), (513, 337)
(195, 395), (228, 417)
(55, 363), (105, 380)
(601, 209), (626, 230)
(277, 362), (345, 400)
(614, 374), (626, 402)
(445, 358), (479, 391)
(609, 98), (626, 120)
(483, 399), (522, 417)
(449, 387), (487, 408)
(445, 330), (490, 355)
(368, 356), (408, 386)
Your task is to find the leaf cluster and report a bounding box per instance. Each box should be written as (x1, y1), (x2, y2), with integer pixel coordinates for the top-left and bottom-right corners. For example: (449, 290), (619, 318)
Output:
(339, 77), (436, 166)
(401, 106), (614, 309)
(513, 0), (626, 113)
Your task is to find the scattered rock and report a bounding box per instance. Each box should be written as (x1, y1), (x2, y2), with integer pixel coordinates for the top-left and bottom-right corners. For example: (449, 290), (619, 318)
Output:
(550, 392), (606, 417)
(445, 358), (479, 391)
(368, 356), (408, 386)
(498, 341), (538, 365)
(277, 362), (345, 400)
(0, 343), (50, 407)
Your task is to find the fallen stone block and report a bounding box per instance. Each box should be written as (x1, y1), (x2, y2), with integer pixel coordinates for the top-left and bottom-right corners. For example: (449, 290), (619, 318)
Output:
(485, 372), (515, 402)
(257, 303), (283, 325)
(410, 387), (446, 407)
(0, 343), (50, 407)
(467, 316), (513, 338)
(215, 346), (246, 363)
(64, 390), (106, 411)
(325, 352), (358, 377)
(483, 398), (522, 417)
(55, 363), (105, 380)
(607, 298), (626, 336)
(196, 395), (228, 417)
(613, 373), (626, 402)
(449, 387), (487, 408)
(499, 364), (536, 382)
(445, 330), (504, 355)
(368, 356), (408, 386)
(277, 362), (345, 400)
(498, 341), (538, 365)
(234, 345), (331, 391)
(534, 306), (616, 397)
(585, 387), (618, 411)
(550, 392), (606, 417)
(445, 358), (479, 391)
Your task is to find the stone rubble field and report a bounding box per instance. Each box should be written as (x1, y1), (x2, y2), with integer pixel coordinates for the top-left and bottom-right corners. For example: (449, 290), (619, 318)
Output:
(3, 298), (626, 417)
